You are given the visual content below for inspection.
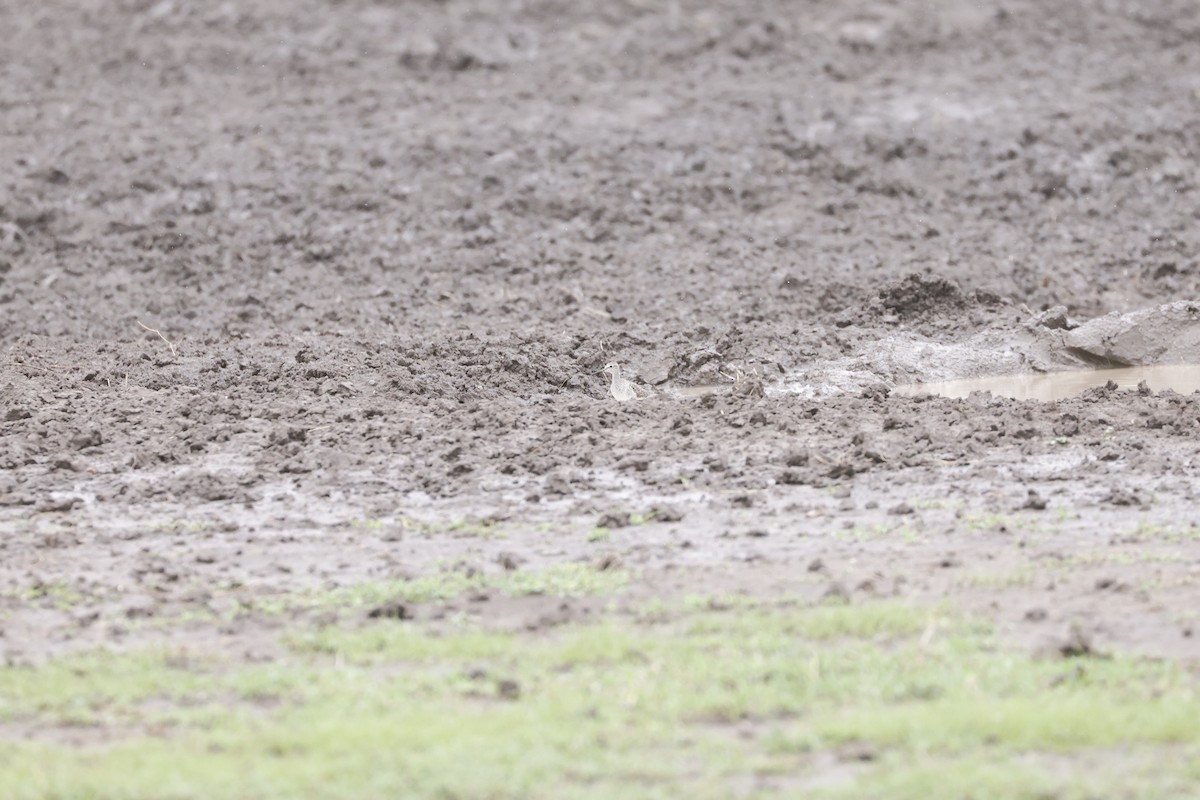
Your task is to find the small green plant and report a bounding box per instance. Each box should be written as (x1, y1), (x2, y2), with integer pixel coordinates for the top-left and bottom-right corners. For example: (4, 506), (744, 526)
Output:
(18, 581), (81, 610)
(151, 519), (212, 534)
(957, 569), (1036, 590)
(911, 498), (965, 511)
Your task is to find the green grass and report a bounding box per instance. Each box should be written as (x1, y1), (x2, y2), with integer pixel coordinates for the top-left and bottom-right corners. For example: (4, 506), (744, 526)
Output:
(301, 562), (627, 607)
(18, 580), (83, 609)
(832, 522), (924, 543)
(1, 597), (1198, 799)
(1063, 550), (1187, 567)
(1115, 522), (1200, 544)
(213, 562), (629, 618)
(370, 515), (506, 539)
(956, 568), (1038, 589)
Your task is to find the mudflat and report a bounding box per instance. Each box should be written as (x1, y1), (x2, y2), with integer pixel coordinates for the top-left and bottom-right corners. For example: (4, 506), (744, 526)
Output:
(3, 1), (1200, 796)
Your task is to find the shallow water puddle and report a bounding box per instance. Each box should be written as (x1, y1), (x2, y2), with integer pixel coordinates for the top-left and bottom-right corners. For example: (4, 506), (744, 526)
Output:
(672, 384), (724, 398)
(895, 364), (1200, 402)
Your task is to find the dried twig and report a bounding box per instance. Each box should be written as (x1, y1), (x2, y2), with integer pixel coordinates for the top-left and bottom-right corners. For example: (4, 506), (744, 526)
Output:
(136, 319), (177, 358)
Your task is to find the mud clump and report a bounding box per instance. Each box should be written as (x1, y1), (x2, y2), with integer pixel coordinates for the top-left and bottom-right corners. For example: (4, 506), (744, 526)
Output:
(597, 511), (632, 529)
(1063, 301), (1200, 367)
(1042, 624), (1108, 661)
(875, 274), (966, 320)
(368, 601), (413, 621)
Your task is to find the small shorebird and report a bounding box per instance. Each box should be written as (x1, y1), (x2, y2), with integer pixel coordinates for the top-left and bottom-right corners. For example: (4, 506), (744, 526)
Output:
(601, 362), (650, 402)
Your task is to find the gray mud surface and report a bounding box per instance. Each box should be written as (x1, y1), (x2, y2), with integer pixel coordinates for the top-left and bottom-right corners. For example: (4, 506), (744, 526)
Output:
(4, 0), (1200, 663)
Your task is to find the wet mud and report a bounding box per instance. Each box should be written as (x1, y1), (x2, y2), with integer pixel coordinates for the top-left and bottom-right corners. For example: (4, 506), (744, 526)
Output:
(897, 364), (1200, 401)
(4, 0), (1200, 663)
